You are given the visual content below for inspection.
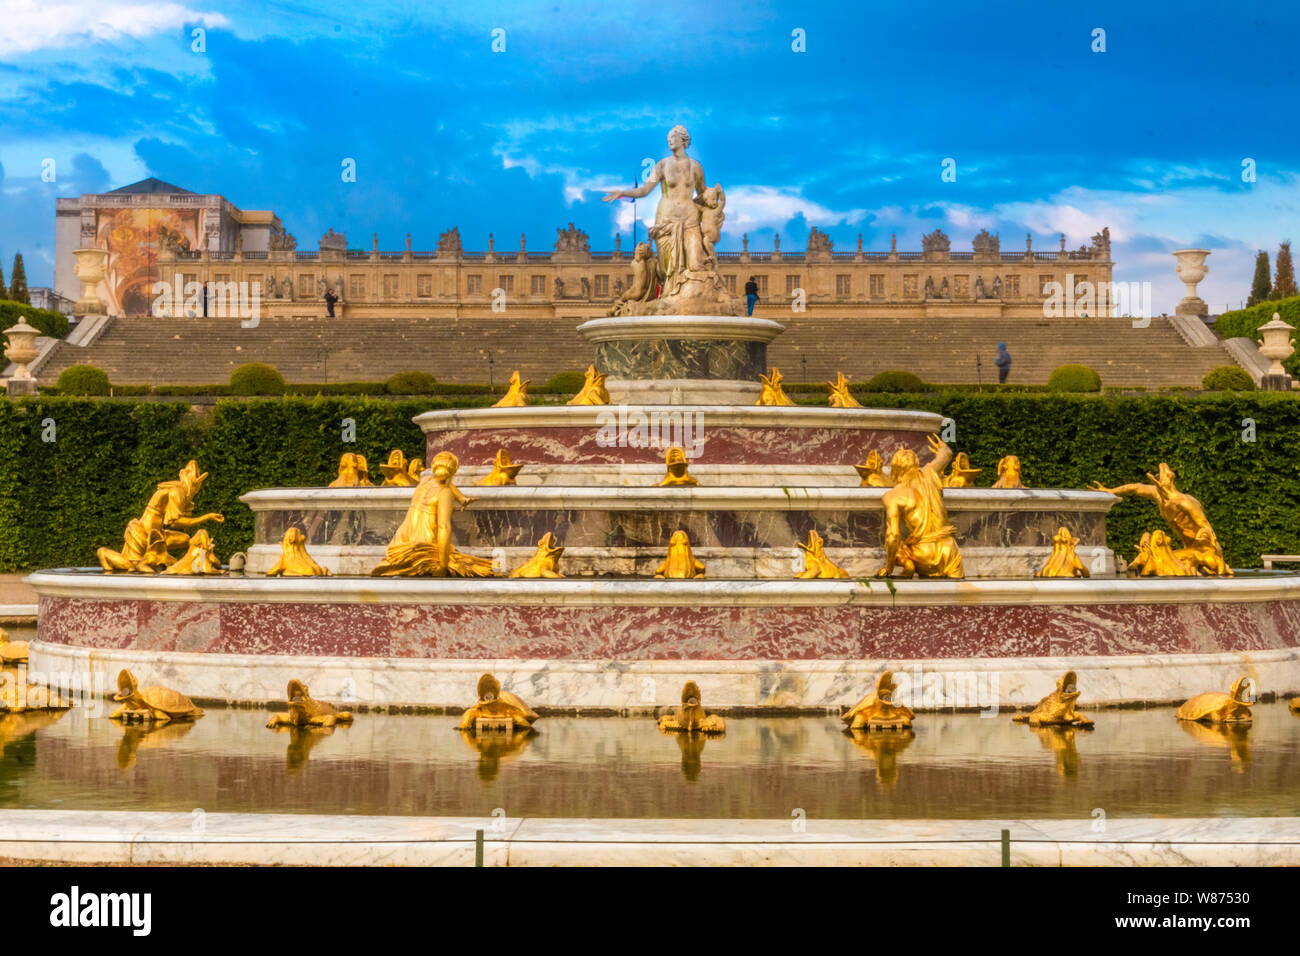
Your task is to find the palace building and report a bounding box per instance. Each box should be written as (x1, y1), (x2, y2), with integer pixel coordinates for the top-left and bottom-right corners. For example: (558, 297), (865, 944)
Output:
(55, 180), (1115, 320)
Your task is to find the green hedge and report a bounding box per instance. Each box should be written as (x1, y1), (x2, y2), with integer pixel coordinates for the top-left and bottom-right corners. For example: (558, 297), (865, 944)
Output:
(0, 393), (1297, 571)
(0, 299), (69, 339)
(1216, 296), (1300, 377)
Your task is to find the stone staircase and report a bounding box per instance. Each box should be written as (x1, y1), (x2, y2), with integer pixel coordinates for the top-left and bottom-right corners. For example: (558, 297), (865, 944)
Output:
(37, 313), (1237, 388)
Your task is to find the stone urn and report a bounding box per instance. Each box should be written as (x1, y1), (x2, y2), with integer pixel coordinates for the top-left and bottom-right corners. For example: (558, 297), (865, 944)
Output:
(4, 316), (42, 395)
(72, 247), (110, 316)
(1257, 312), (1295, 390)
(1172, 248), (1210, 318)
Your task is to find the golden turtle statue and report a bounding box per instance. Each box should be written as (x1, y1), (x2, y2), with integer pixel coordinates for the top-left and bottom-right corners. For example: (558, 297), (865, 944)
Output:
(510, 532), (564, 578)
(658, 680), (725, 734)
(1013, 671), (1094, 728)
(267, 679), (354, 729)
(655, 530), (705, 578)
(0, 628), (29, 665)
(1176, 677), (1254, 725)
(842, 671), (915, 730)
(458, 673), (539, 733)
(109, 669), (204, 724)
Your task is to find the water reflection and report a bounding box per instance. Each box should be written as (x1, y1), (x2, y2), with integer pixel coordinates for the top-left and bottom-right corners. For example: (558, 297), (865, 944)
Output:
(665, 730), (720, 782)
(1178, 720), (1252, 772)
(116, 721), (197, 770)
(267, 725), (342, 773)
(844, 729), (914, 787)
(459, 728), (537, 783)
(1022, 725), (1090, 778)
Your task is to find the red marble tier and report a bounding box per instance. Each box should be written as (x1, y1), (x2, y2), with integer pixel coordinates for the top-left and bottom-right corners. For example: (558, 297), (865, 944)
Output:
(37, 594), (1300, 661)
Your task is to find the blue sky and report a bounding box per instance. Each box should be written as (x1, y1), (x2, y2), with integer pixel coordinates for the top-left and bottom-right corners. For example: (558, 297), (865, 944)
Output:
(1, 0), (1297, 310)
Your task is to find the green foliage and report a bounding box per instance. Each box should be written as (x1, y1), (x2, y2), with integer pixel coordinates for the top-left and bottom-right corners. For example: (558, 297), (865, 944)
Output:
(542, 370), (588, 393)
(55, 364), (111, 396)
(1215, 296), (1300, 378)
(1202, 366), (1256, 391)
(229, 362), (286, 396)
(1046, 364), (1102, 392)
(1248, 250), (1271, 308)
(385, 371), (439, 395)
(1273, 241), (1298, 300)
(0, 260), (6, 300)
(0, 299), (69, 339)
(7, 253), (29, 305)
(865, 370), (930, 393)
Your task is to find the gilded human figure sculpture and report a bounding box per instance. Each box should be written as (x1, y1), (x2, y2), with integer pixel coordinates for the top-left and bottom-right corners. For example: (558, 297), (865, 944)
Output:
(494, 370), (530, 407)
(658, 681), (726, 734)
(1013, 671), (1094, 728)
(796, 529), (848, 579)
(379, 449), (420, 487)
(510, 532), (565, 578)
(602, 125), (740, 315)
(1036, 526), (1090, 578)
(330, 452), (374, 487)
(98, 460), (224, 571)
(567, 365), (610, 405)
(827, 372), (862, 408)
(458, 673), (539, 733)
(992, 455), (1024, 489)
(854, 449), (889, 487)
(161, 528), (223, 574)
(1091, 463), (1231, 575)
(656, 529), (705, 578)
(476, 448), (523, 486)
(941, 452), (982, 488)
(266, 528), (332, 576)
(372, 450), (495, 577)
(756, 367), (794, 406)
(657, 446), (699, 486)
(842, 671), (915, 730)
(1176, 677), (1254, 725)
(109, 669), (204, 724)
(267, 680), (353, 729)
(875, 435), (964, 579)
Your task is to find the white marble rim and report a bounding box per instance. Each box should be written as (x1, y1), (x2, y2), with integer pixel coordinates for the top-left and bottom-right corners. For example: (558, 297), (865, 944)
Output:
(24, 569), (1300, 607)
(238, 485), (1119, 513)
(576, 314), (786, 342)
(413, 404), (945, 432)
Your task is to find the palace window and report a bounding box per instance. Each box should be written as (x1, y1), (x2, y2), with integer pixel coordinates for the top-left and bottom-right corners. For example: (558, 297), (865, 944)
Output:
(299, 274), (313, 297)
(903, 274), (919, 297)
(835, 274), (851, 297)
(594, 275), (609, 296)
(723, 275), (736, 293)
(213, 273), (231, 284)
(498, 274), (514, 295)
(869, 274), (885, 297)
(785, 274), (800, 295)
(757, 275), (768, 296)
(531, 275), (546, 295)
(417, 274), (432, 297)
(247, 274), (262, 292)
(1074, 273), (1088, 291)
(953, 275), (970, 297)
(1006, 275), (1021, 297)
(467, 275), (482, 295)
(349, 274), (365, 297)
(383, 274), (400, 297)
(1039, 275), (1054, 294)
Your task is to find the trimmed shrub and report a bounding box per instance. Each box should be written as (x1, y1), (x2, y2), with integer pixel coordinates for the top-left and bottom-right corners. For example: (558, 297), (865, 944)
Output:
(1046, 364), (1102, 392)
(543, 370), (588, 393)
(865, 370), (928, 393)
(1216, 296), (1300, 378)
(55, 364), (111, 396)
(0, 299), (69, 339)
(229, 362), (286, 396)
(386, 371), (439, 395)
(1202, 366), (1256, 391)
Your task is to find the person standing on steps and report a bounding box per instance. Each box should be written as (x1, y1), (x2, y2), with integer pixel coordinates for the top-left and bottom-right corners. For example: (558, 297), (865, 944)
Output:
(324, 286), (339, 318)
(745, 276), (759, 316)
(994, 342), (1011, 384)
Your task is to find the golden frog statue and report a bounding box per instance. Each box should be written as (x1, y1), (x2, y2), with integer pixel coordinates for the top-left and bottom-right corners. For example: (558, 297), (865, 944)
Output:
(1092, 462), (1231, 575)
(1013, 671), (1094, 728)
(267, 679), (354, 729)
(1036, 526), (1091, 578)
(1176, 677), (1254, 725)
(854, 449), (889, 487)
(161, 528), (223, 575)
(992, 454), (1024, 489)
(755, 366), (794, 406)
(475, 448), (523, 486)
(329, 452), (374, 487)
(98, 460), (224, 571)
(371, 451), (495, 577)
(567, 365), (610, 405)
(655, 530), (705, 578)
(842, 671), (915, 730)
(266, 528), (331, 576)
(658, 680), (725, 734)
(941, 452), (982, 488)
(510, 532), (565, 578)
(796, 529), (848, 579)
(657, 446), (699, 486)
(1128, 530), (1193, 577)
(379, 449), (421, 487)
(875, 434), (964, 578)
(493, 370), (530, 407)
(458, 673), (539, 733)
(827, 371), (862, 408)
(109, 669), (204, 724)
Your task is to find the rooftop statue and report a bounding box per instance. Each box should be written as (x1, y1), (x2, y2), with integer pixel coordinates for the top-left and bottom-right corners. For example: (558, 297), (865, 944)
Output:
(875, 435), (964, 579)
(603, 125), (741, 315)
(493, 370), (530, 407)
(1013, 671), (1094, 728)
(941, 452), (982, 488)
(827, 371), (862, 407)
(372, 451), (496, 577)
(1092, 463), (1231, 575)
(267, 680), (353, 729)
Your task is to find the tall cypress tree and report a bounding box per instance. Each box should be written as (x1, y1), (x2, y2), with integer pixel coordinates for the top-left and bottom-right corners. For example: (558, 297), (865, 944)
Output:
(1247, 250), (1271, 307)
(8, 253), (28, 305)
(1273, 241), (1299, 300)
(0, 259), (7, 301)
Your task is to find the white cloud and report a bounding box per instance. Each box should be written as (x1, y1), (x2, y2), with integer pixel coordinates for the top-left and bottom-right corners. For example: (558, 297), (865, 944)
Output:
(0, 0), (229, 55)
